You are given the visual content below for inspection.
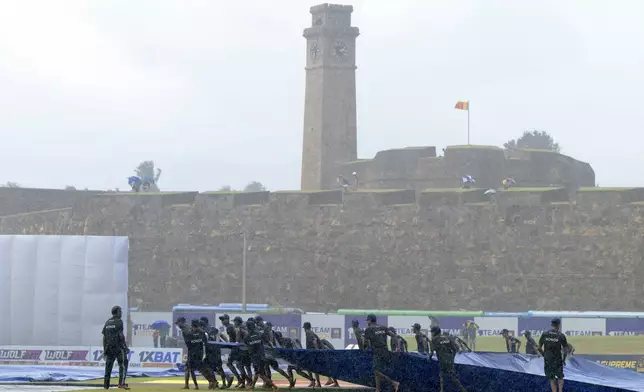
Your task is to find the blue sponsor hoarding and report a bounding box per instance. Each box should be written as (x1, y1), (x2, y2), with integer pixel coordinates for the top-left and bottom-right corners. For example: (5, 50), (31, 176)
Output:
(262, 314), (301, 339)
(518, 317), (552, 337)
(579, 355), (644, 373)
(344, 315), (388, 347)
(606, 318), (644, 336)
(171, 310), (215, 338)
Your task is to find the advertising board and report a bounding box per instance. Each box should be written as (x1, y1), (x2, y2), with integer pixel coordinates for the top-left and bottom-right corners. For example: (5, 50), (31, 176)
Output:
(0, 346), (181, 368)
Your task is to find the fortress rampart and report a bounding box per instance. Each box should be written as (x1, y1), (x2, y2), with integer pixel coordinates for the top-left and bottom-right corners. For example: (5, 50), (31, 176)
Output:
(338, 146), (595, 190)
(1, 187), (643, 312)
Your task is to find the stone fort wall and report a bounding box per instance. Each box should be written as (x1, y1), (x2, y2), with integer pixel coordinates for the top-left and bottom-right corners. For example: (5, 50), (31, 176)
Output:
(337, 146), (595, 190)
(1, 187), (643, 312)
(0, 187), (103, 216)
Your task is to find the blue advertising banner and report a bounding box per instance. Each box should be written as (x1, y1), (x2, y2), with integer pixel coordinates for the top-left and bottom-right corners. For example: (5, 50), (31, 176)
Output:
(431, 317), (472, 336)
(344, 315), (388, 348)
(518, 317), (552, 337)
(578, 355), (644, 373)
(606, 318), (644, 336)
(262, 314), (301, 339)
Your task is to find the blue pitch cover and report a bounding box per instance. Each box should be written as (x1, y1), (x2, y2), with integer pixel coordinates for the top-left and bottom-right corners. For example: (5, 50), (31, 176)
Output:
(274, 349), (644, 392)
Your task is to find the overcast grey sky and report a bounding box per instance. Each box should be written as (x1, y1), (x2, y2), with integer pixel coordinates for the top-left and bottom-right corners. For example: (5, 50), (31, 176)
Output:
(0, 0), (642, 191)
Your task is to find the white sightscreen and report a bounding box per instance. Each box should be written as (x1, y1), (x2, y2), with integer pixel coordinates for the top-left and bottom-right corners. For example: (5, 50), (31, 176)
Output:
(0, 235), (128, 346)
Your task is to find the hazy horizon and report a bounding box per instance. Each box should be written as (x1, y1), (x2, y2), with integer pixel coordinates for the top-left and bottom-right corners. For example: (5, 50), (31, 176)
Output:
(1, 0), (642, 191)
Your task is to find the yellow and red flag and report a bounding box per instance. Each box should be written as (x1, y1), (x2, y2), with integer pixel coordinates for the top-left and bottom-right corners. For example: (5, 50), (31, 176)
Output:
(455, 100), (469, 110)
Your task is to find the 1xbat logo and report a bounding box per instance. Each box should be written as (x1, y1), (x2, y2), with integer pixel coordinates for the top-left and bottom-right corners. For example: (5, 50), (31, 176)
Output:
(138, 351), (181, 363)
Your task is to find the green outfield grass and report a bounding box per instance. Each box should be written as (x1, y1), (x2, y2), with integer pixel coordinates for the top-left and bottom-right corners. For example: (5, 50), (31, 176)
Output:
(72, 376), (359, 391)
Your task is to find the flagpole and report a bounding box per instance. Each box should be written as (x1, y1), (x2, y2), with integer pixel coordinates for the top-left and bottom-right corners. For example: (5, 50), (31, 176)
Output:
(467, 101), (470, 145)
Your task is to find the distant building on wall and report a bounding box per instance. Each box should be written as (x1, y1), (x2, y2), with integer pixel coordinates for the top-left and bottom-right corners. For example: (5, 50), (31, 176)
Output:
(337, 145), (595, 190)
(300, 4), (594, 191)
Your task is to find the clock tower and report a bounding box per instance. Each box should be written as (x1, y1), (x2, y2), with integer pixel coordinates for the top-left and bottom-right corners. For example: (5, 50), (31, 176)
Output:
(301, 3), (359, 190)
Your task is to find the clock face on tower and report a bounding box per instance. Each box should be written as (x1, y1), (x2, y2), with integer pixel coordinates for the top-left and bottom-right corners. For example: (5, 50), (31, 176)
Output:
(333, 41), (349, 59)
(309, 43), (320, 62)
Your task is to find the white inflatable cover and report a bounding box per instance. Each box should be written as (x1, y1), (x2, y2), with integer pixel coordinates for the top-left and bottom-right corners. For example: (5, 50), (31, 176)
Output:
(0, 235), (128, 346)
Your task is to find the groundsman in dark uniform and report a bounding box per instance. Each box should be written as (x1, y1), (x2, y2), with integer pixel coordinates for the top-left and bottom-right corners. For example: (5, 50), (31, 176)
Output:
(319, 339), (340, 388)
(201, 317), (233, 389)
(501, 329), (521, 353)
(523, 330), (541, 356)
(244, 319), (277, 391)
(351, 320), (368, 350)
(220, 314), (247, 387)
(102, 306), (130, 390)
(430, 327), (467, 392)
(363, 314), (400, 392)
(184, 319), (218, 390)
(303, 322), (322, 388)
(538, 318), (569, 392)
(176, 317), (198, 389)
(412, 323), (430, 354)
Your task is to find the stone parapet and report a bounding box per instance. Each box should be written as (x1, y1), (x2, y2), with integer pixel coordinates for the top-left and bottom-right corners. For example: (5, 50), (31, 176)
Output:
(1, 187), (643, 312)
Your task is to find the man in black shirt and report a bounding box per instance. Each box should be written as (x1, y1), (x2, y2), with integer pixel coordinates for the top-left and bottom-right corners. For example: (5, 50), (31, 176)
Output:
(303, 322), (322, 388)
(412, 323), (430, 354)
(254, 316), (278, 388)
(282, 332), (314, 387)
(319, 339), (340, 388)
(430, 327), (467, 392)
(265, 322), (278, 346)
(102, 306), (130, 390)
(538, 318), (569, 392)
(388, 327), (407, 352)
(220, 314), (246, 388)
(261, 321), (295, 388)
(363, 314), (400, 392)
(201, 317), (233, 389)
(443, 331), (471, 353)
(184, 319), (218, 390)
(244, 319), (277, 392)
(501, 329), (521, 353)
(351, 320), (368, 350)
(274, 331), (300, 349)
(235, 317), (254, 385)
(523, 331), (541, 356)
(176, 317), (198, 389)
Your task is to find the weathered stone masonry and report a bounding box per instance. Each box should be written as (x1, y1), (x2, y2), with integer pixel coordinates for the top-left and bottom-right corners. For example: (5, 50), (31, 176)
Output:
(1, 188), (643, 312)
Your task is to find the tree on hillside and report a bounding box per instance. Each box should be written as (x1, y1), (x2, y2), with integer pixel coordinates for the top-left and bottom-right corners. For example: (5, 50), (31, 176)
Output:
(64, 185), (76, 191)
(134, 160), (162, 192)
(243, 181), (267, 192)
(1, 181), (21, 188)
(135, 161), (162, 182)
(218, 185), (233, 192)
(504, 129), (560, 152)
